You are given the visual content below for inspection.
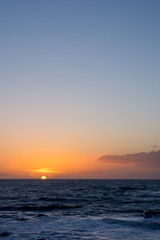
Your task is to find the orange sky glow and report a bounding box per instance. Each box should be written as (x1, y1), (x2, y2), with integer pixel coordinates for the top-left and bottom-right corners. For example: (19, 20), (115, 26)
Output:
(1, 1), (160, 179)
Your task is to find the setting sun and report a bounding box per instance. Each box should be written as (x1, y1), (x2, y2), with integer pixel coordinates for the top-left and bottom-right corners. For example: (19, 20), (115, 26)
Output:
(41, 176), (47, 180)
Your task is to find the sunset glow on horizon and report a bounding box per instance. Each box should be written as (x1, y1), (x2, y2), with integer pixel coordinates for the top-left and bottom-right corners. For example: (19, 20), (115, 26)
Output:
(1, 0), (160, 179)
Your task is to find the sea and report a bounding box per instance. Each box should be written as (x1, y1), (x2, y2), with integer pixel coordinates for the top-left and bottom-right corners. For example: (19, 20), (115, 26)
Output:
(0, 179), (160, 240)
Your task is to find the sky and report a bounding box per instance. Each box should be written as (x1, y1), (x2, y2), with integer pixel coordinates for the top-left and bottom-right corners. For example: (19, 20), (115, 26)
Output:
(0, 0), (160, 179)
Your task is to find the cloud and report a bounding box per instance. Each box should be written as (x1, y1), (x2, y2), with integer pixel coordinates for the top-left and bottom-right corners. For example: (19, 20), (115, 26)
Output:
(98, 150), (160, 168)
(153, 145), (158, 148)
(28, 168), (56, 173)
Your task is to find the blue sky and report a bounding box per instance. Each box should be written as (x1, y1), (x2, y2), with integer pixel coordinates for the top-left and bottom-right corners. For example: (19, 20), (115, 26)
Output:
(0, 0), (160, 178)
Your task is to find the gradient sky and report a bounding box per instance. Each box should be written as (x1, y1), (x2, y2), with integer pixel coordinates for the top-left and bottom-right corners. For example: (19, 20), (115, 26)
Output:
(1, 0), (160, 179)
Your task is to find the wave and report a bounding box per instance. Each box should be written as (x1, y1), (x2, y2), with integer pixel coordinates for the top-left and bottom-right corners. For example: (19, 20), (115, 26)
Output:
(38, 197), (67, 202)
(144, 210), (160, 218)
(0, 231), (12, 237)
(103, 216), (160, 230)
(0, 204), (82, 212)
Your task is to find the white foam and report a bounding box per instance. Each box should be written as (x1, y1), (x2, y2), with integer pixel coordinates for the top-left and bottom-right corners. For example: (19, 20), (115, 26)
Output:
(1, 215), (160, 240)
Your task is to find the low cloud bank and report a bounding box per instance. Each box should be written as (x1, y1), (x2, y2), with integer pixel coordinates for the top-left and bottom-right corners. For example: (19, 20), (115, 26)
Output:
(98, 150), (160, 167)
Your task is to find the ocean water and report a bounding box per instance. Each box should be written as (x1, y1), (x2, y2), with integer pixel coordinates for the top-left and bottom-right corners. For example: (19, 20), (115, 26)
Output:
(0, 179), (160, 240)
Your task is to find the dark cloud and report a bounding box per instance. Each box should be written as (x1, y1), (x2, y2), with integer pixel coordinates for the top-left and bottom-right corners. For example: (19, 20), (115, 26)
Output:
(98, 150), (160, 168)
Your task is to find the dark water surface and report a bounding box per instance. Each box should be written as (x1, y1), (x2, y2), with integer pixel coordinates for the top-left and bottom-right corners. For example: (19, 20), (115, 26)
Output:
(0, 179), (160, 239)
